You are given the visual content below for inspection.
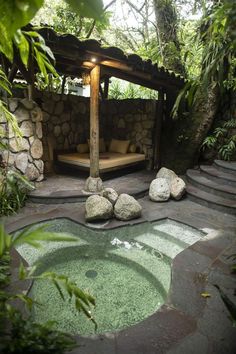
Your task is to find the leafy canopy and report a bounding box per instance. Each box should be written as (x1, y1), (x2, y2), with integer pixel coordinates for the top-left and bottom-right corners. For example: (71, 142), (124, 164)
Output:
(0, 0), (104, 61)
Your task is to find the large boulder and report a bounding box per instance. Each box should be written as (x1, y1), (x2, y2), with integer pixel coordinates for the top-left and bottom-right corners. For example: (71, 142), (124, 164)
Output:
(149, 178), (170, 202)
(114, 193), (142, 221)
(85, 195), (113, 221)
(156, 167), (177, 186)
(170, 177), (186, 200)
(102, 187), (118, 205)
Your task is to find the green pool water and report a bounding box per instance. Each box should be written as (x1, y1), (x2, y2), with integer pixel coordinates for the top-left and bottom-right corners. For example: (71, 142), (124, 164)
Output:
(16, 218), (204, 335)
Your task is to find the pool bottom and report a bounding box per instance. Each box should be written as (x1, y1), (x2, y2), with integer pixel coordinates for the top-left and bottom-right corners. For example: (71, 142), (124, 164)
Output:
(30, 245), (169, 335)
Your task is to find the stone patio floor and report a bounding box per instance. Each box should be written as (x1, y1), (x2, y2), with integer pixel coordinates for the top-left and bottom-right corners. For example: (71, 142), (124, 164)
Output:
(4, 172), (236, 354)
(29, 170), (156, 203)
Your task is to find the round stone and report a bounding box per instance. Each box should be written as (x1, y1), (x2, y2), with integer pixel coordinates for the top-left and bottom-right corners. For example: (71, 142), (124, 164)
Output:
(30, 139), (43, 159)
(15, 107), (29, 123)
(20, 121), (33, 137)
(85, 195), (113, 221)
(15, 152), (28, 173)
(149, 178), (170, 202)
(25, 163), (40, 181)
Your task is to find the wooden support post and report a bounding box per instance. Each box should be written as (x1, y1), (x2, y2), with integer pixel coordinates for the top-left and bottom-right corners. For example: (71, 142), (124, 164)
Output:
(153, 89), (164, 170)
(90, 64), (100, 178)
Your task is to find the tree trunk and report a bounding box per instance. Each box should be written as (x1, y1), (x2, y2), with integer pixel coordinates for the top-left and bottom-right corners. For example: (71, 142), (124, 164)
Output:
(152, 0), (186, 76)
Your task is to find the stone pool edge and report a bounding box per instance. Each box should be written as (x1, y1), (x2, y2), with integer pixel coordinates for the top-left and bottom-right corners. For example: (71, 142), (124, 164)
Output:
(5, 199), (236, 354)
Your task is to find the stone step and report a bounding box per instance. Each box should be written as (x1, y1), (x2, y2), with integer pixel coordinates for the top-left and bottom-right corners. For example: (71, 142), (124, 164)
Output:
(214, 160), (236, 176)
(186, 184), (236, 215)
(200, 165), (236, 187)
(187, 169), (236, 200)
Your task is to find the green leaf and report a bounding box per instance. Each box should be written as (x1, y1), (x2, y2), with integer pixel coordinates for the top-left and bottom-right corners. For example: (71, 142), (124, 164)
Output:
(18, 261), (27, 280)
(65, 0), (104, 20)
(12, 224), (78, 248)
(14, 30), (30, 67)
(34, 47), (48, 82)
(0, 0), (43, 60)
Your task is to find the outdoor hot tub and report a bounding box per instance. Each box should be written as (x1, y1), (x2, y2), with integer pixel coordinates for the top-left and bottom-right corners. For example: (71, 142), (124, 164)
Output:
(16, 218), (205, 336)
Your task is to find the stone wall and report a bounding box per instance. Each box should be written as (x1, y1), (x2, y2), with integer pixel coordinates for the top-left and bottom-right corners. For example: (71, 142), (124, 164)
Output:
(103, 99), (156, 169)
(1, 98), (44, 181)
(36, 91), (157, 172)
(35, 91), (91, 173)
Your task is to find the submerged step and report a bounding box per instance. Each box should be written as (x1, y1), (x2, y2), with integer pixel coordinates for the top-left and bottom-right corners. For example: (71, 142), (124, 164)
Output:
(187, 169), (236, 199)
(135, 219), (204, 259)
(152, 219), (204, 244)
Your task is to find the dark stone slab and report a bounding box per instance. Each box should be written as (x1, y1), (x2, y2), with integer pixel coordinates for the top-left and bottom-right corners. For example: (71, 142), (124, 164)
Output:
(69, 333), (116, 354)
(115, 306), (196, 354)
(166, 332), (209, 354)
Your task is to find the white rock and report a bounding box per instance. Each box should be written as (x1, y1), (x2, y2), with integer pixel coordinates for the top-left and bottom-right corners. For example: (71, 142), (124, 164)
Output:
(15, 152), (28, 173)
(102, 187), (118, 205)
(9, 137), (29, 152)
(20, 121), (33, 137)
(85, 195), (113, 221)
(114, 193), (142, 221)
(156, 167), (177, 185)
(30, 139), (43, 159)
(170, 177), (186, 200)
(149, 178), (170, 202)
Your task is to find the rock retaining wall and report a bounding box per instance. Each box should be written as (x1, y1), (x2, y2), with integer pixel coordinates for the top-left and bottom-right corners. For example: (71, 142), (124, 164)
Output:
(1, 98), (44, 182)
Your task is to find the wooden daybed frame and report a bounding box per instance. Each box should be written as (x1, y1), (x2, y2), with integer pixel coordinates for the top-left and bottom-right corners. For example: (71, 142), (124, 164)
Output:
(54, 149), (147, 174)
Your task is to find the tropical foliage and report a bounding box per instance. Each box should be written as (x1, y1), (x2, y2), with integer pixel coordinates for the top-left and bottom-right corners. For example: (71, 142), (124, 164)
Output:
(0, 224), (96, 353)
(202, 119), (236, 160)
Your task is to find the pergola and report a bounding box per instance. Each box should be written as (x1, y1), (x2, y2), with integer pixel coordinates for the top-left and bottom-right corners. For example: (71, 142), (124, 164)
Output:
(6, 27), (185, 192)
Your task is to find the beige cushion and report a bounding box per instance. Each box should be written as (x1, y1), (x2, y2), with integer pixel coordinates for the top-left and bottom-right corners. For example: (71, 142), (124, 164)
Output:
(128, 144), (136, 153)
(109, 139), (130, 154)
(87, 138), (106, 153)
(77, 143), (89, 153)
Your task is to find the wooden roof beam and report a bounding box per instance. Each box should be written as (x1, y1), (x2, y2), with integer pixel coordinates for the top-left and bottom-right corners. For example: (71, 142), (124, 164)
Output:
(101, 66), (180, 92)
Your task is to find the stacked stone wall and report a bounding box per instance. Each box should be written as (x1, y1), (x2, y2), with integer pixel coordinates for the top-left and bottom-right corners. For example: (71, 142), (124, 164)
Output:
(1, 98), (44, 182)
(103, 99), (156, 169)
(37, 91), (157, 172)
(2, 90), (158, 178)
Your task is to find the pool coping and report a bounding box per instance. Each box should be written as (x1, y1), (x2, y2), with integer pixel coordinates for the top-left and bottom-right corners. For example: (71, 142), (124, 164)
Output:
(5, 198), (236, 354)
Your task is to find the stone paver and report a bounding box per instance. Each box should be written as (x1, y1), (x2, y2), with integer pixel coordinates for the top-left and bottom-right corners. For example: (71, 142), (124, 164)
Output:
(3, 175), (236, 354)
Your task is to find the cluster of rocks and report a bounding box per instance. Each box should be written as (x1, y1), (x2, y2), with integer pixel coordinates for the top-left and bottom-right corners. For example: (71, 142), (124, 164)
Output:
(149, 167), (186, 202)
(85, 188), (142, 222)
(1, 98), (44, 182)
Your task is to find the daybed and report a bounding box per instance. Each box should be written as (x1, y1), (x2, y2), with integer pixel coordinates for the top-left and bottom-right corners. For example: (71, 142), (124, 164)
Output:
(54, 139), (146, 173)
(56, 151), (146, 173)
